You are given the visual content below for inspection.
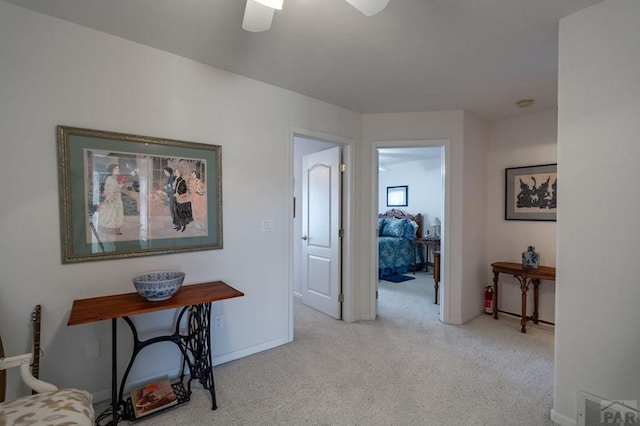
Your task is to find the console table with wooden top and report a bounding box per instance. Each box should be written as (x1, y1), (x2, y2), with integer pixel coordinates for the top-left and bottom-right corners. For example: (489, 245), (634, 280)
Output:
(491, 262), (555, 333)
(68, 281), (244, 425)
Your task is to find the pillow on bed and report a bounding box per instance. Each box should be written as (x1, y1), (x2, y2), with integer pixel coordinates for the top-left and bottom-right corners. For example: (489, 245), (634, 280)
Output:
(403, 219), (418, 239)
(381, 218), (417, 239)
(378, 217), (388, 235)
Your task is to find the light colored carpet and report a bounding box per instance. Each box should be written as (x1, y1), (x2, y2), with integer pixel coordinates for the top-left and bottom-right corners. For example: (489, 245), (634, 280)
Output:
(96, 272), (555, 425)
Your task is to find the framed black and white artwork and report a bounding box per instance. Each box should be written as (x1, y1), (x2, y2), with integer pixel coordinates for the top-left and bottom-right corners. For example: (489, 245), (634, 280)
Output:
(505, 164), (557, 221)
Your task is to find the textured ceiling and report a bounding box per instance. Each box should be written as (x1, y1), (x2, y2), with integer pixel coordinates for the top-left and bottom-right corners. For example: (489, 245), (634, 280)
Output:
(3, 0), (603, 121)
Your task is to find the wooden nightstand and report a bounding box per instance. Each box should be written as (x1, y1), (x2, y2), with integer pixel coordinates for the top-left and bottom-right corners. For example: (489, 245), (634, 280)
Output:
(433, 251), (440, 304)
(414, 237), (440, 273)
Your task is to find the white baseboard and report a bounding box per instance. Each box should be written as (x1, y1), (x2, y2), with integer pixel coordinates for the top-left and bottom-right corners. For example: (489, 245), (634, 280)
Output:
(551, 408), (576, 426)
(353, 313), (375, 321)
(446, 309), (484, 325)
(461, 310), (484, 324)
(212, 336), (290, 365)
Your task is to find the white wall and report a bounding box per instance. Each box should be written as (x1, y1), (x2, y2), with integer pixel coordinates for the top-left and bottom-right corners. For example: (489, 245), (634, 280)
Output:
(461, 113), (490, 320)
(378, 156), (443, 236)
(553, 0), (640, 424)
(361, 111), (489, 324)
(0, 1), (361, 401)
(486, 109), (558, 322)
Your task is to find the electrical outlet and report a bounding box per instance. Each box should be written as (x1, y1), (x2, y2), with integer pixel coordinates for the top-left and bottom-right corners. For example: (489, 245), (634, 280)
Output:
(214, 315), (224, 329)
(85, 340), (100, 360)
(261, 220), (274, 232)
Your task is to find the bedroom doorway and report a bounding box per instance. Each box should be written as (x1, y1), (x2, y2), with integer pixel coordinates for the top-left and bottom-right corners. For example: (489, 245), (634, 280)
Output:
(375, 144), (446, 319)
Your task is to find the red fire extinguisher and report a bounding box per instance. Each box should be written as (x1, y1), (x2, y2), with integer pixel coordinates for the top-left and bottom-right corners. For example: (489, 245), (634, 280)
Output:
(484, 286), (494, 314)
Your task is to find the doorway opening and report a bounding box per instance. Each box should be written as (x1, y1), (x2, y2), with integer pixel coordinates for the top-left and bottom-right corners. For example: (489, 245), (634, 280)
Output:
(290, 131), (354, 334)
(374, 142), (447, 323)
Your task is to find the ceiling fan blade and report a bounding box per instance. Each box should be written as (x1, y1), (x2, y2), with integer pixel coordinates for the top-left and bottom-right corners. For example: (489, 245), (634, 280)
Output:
(242, 0), (275, 32)
(344, 0), (390, 16)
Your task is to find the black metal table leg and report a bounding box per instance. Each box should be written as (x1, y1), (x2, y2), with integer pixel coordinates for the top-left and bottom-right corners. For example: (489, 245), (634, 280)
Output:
(95, 319), (123, 426)
(97, 303), (218, 424)
(111, 318), (118, 425)
(182, 303), (217, 410)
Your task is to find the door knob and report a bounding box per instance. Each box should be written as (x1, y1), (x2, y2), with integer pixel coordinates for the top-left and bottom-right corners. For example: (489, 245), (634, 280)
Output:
(302, 235), (308, 240)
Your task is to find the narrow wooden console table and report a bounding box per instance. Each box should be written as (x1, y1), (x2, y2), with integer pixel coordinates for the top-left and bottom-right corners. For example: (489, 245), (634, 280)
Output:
(68, 281), (244, 425)
(491, 262), (555, 333)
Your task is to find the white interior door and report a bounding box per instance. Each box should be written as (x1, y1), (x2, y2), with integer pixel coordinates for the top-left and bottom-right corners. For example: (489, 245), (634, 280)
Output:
(301, 146), (342, 319)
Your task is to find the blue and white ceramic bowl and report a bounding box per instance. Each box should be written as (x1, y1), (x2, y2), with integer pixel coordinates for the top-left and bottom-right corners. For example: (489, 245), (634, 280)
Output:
(132, 271), (185, 301)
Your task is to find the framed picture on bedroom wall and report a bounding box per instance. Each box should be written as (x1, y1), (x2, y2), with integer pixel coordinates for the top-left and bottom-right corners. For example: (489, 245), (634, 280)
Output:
(57, 125), (222, 263)
(386, 185), (408, 207)
(505, 163), (557, 221)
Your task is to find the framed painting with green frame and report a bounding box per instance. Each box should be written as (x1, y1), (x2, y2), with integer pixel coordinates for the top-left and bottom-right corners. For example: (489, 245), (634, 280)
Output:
(57, 125), (222, 263)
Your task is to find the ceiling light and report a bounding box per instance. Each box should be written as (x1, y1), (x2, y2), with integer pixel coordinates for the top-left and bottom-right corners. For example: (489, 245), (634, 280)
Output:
(254, 0), (283, 10)
(243, 0), (389, 33)
(344, 0), (390, 16)
(242, 0), (275, 32)
(516, 99), (534, 108)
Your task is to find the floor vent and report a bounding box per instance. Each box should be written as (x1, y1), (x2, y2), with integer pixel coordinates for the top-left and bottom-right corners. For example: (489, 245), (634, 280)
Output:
(578, 390), (638, 426)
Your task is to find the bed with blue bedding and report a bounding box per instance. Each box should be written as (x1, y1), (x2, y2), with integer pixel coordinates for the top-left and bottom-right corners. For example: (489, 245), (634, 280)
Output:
(378, 209), (425, 278)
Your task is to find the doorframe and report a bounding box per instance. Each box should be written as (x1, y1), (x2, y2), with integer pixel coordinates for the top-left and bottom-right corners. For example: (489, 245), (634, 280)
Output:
(371, 139), (452, 324)
(287, 127), (355, 340)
